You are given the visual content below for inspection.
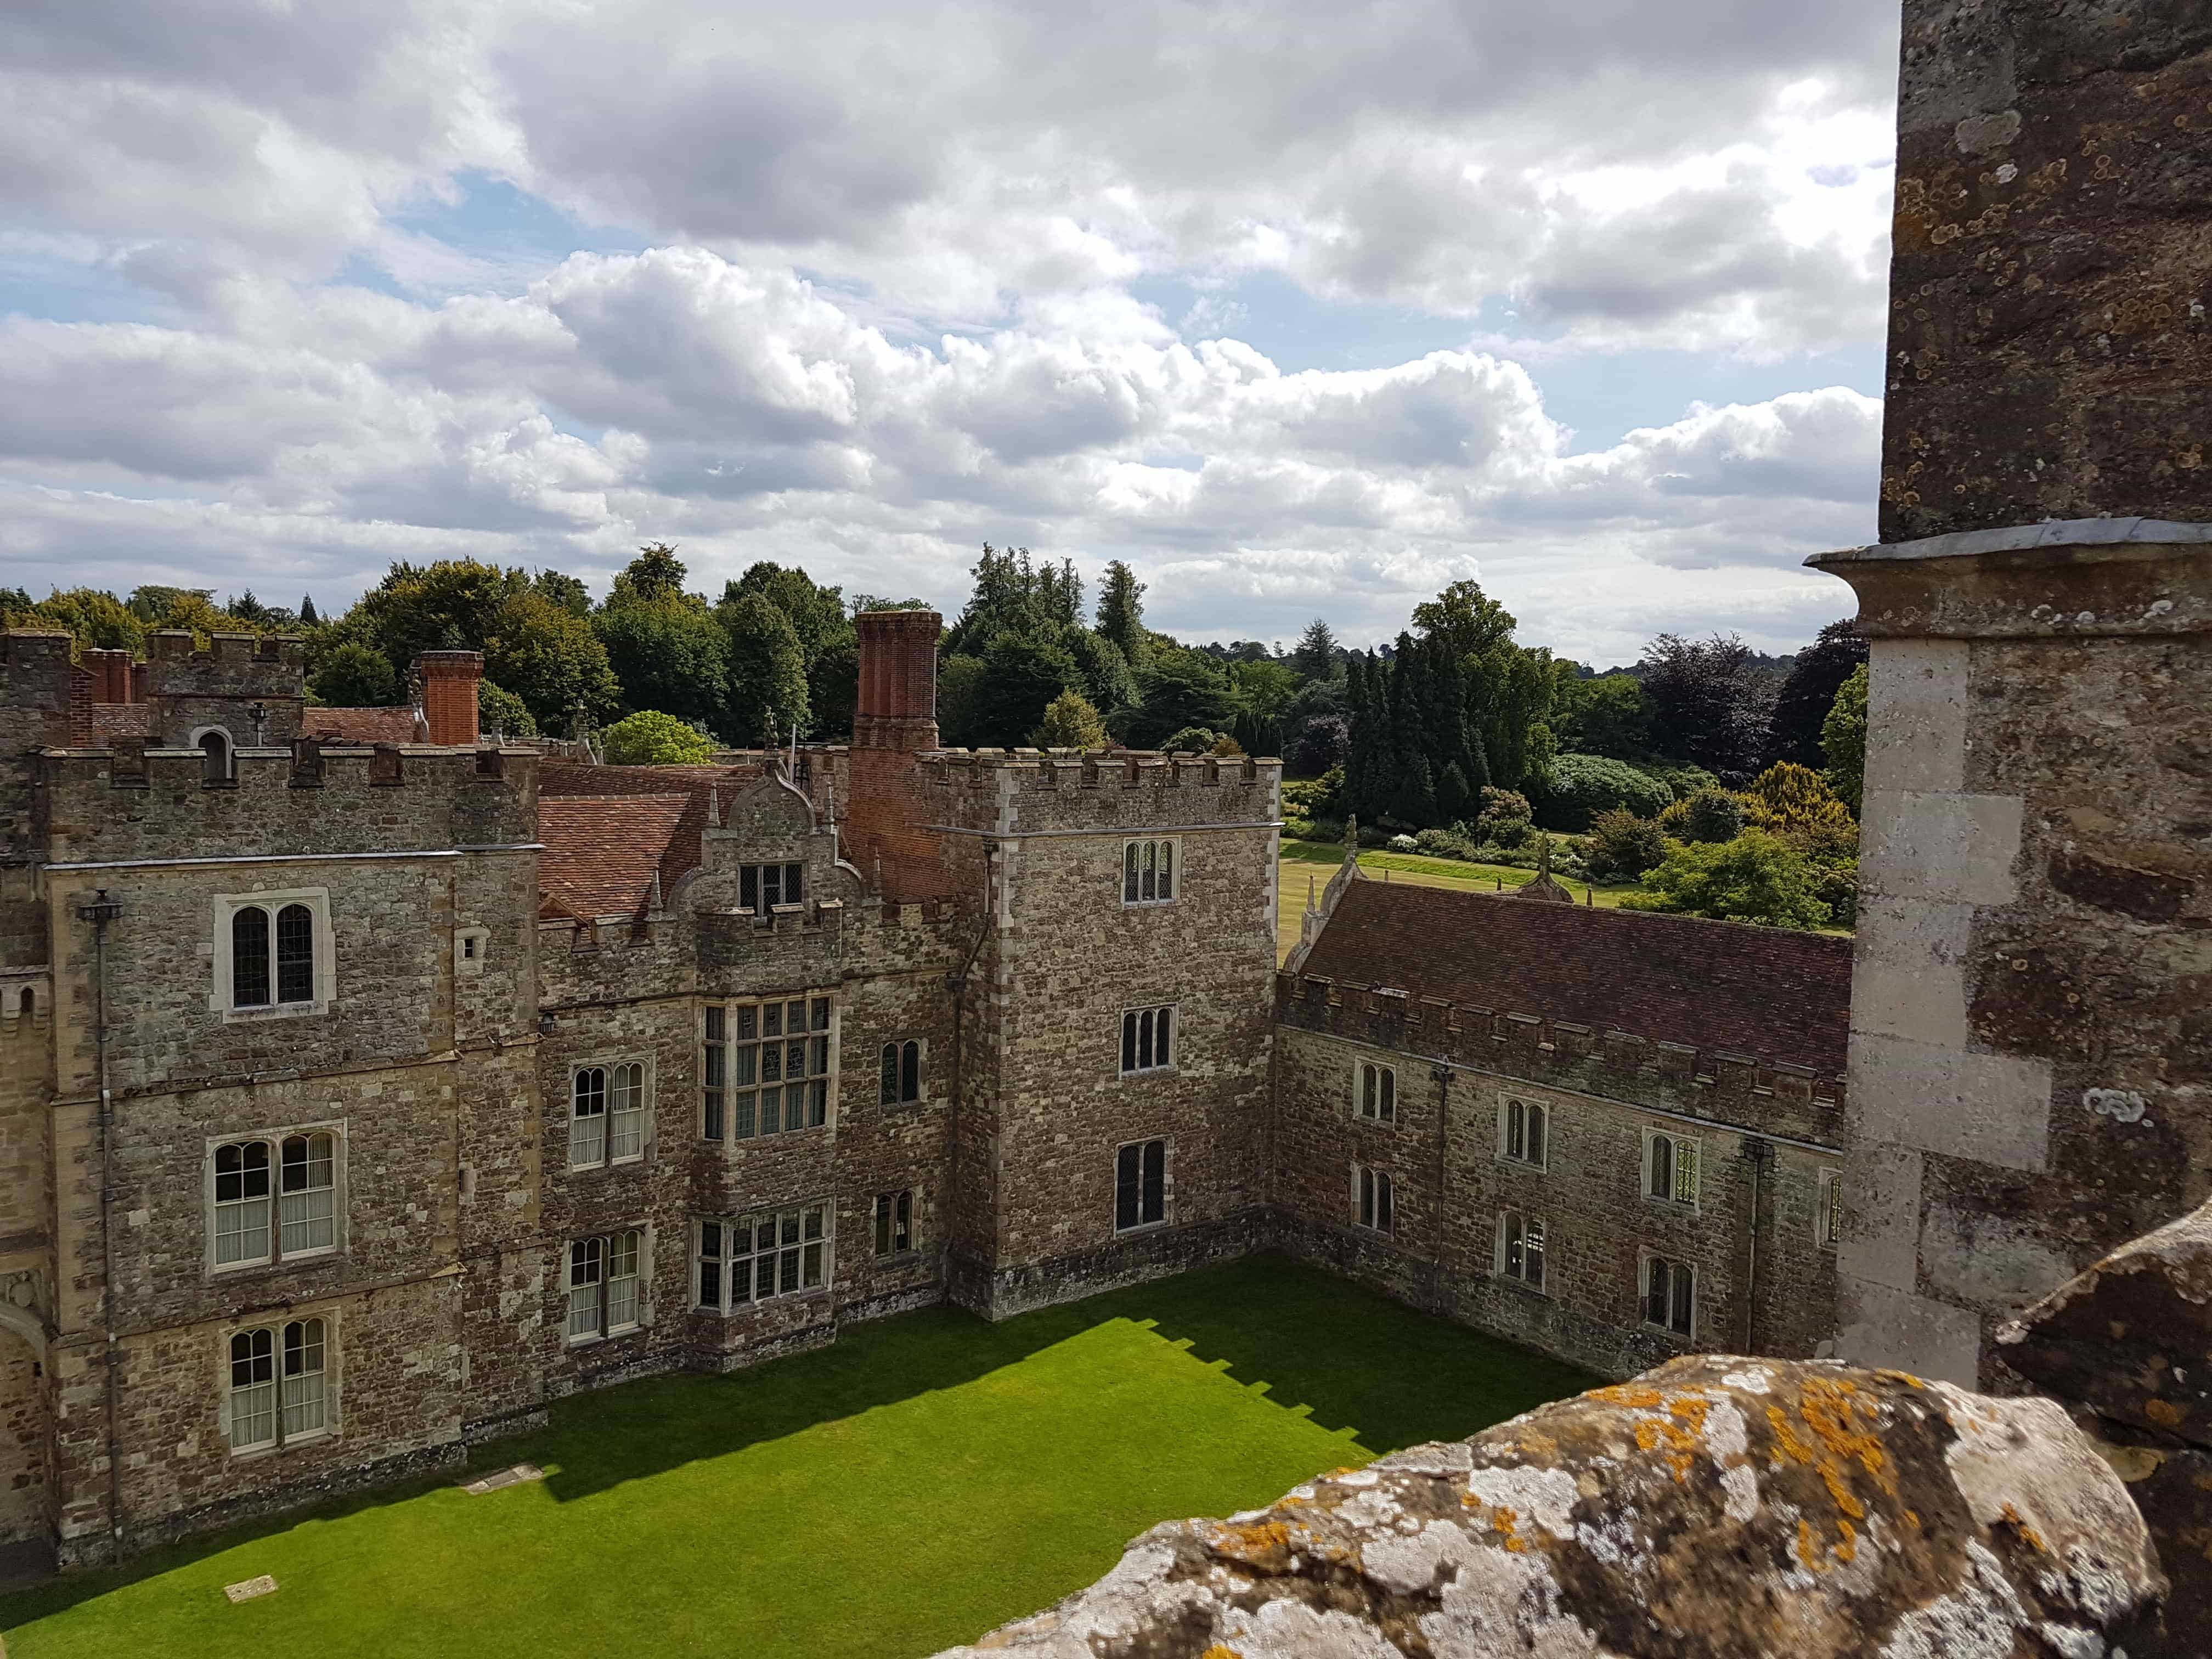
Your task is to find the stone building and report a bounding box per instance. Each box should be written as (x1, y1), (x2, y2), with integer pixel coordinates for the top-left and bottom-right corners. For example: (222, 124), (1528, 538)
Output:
(0, 603), (1850, 1579)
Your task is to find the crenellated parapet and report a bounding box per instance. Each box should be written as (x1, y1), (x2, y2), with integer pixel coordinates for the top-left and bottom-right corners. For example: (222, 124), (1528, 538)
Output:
(918, 748), (1283, 837)
(1276, 969), (1845, 1148)
(34, 742), (538, 865)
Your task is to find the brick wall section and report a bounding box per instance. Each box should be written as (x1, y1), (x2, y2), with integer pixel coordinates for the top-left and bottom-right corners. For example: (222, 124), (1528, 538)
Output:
(413, 652), (482, 748)
(847, 610), (950, 901)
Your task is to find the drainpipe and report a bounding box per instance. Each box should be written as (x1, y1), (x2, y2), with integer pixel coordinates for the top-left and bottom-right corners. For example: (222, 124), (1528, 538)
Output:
(1427, 1064), (1453, 1314)
(76, 889), (125, 1559)
(1742, 1136), (1767, 1354)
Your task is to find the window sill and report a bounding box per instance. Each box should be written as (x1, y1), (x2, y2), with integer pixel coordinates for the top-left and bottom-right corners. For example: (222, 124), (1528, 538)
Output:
(697, 1288), (833, 1316)
(229, 1429), (335, 1461)
(1118, 1066), (1179, 1082)
(1350, 1224), (1396, 1239)
(1494, 1273), (1551, 1300)
(1113, 1219), (1171, 1237)
(220, 1001), (330, 1025)
(1120, 900), (1177, 909)
(208, 1249), (342, 1279)
(566, 1321), (648, 1348)
(567, 1155), (652, 1174)
(1352, 1114), (1400, 1128)
(1497, 1157), (1548, 1172)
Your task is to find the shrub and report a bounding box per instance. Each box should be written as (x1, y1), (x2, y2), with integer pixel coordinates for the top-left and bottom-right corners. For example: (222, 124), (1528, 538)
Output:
(1810, 856), (1860, 928)
(1821, 663), (1868, 814)
(1030, 688), (1108, 750)
(1620, 830), (1830, 930)
(1680, 788), (1745, 844)
(478, 679), (537, 739)
(1209, 732), (1245, 757)
(1475, 787), (1534, 848)
(602, 710), (715, 765)
(1387, 834), (1418, 853)
(1583, 809), (1670, 881)
(1414, 827), (1482, 861)
(1744, 761), (1855, 833)
(1537, 754), (1674, 831)
(1160, 725), (1221, 754)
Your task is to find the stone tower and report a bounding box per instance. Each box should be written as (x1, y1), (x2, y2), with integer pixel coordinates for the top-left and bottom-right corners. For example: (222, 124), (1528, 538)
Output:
(1815, 0), (2212, 1387)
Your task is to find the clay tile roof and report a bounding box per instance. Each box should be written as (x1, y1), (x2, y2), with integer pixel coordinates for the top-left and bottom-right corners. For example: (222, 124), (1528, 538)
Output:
(536, 759), (764, 797)
(1298, 880), (1852, 1075)
(303, 706), (422, 744)
(538, 794), (696, 920)
(90, 704), (150, 743)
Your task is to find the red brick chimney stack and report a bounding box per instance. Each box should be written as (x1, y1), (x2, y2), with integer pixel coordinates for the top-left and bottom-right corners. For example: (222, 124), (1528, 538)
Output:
(847, 608), (950, 900)
(414, 651), (483, 747)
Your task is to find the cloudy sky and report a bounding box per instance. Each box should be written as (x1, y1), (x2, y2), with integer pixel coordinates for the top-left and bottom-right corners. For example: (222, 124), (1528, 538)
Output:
(0, 1), (1897, 663)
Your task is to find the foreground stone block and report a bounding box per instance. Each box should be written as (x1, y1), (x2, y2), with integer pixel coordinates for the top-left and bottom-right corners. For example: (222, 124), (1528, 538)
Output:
(1999, 1195), (2212, 1450)
(938, 1356), (2162, 1657)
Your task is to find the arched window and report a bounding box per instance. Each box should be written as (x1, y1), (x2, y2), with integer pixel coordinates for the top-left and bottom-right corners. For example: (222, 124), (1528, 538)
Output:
(879, 1041), (921, 1103)
(198, 727), (233, 784)
(227, 898), (320, 1009)
(570, 1066), (608, 1167)
(214, 1139), (272, 1265)
(275, 905), (314, 1003)
(279, 1132), (336, 1254)
(232, 907), (270, 1008)
(227, 1316), (330, 1452)
(1504, 1099), (1547, 1166)
(1357, 1063), (1395, 1122)
(1120, 1005), (1176, 1075)
(568, 1228), (645, 1339)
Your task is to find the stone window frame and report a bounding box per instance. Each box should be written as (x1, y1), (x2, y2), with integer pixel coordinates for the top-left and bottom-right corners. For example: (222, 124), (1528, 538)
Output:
(1496, 1209), (1548, 1293)
(879, 1039), (925, 1105)
(1350, 1058), (1396, 1124)
(211, 887), (335, 1022)
(737, 861), (806, 916)
(567, 1057), (652, 1172)
(1816, 1167), (1843, 1249)
(1119, 1003), (1177, 1077)
(1640, 1250), (1697, 1338)
(1352, 1161), (1395, 1235)
(219, 1303), (340, 1458)
(699, 994), (839, 1144)
(1121, 837), (1180, 906)
(692, 1204), (833, 1312)
(1114, 1137), (1169, 1233)
(566, 1223), (652, 1345)
(454, 926), (490, 978)
(203, 1118), (347, 1278)
(1498, 1096), (1549, 1170)
(190, 723), (238, 786)
(873, 1189), (915, 1257)
(1642, 1129), (1701, 1209)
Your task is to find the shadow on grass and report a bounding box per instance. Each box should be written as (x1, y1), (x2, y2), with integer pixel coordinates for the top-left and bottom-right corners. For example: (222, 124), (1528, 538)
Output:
(0, 1252), (1599, 1630)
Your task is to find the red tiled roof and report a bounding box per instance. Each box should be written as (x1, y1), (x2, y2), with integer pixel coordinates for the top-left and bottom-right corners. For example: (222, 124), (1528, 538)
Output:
(1297, 879), (1851, 1075)
(538, 794), (696, 921)
(537, 759), (764, 796)
(90, 703), (150, 742)
(303, 706), (421, 743)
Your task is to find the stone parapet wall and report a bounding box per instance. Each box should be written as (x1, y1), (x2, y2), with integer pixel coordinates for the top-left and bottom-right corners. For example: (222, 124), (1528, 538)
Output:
(918, 750), (1281, 837)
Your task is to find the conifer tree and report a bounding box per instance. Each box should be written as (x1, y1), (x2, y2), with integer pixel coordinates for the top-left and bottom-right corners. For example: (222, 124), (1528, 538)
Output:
(1096, 560), (1149, 667)
(1291, 618), (1337, 681)
(300, 594), (319, 626)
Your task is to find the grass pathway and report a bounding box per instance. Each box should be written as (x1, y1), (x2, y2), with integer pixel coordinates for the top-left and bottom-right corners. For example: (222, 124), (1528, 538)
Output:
(0, 1255), (1595, 1659)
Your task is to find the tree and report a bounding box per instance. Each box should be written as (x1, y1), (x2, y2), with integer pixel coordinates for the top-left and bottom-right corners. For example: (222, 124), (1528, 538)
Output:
(597, 549), (730, 732)
(479, 680), (537, 738)
(1162, 725), (1224, 754)
(1764, 619), (1867, 769)
(1122, 651), (1237, 748)
(1680, 788), (1746, 844)
(1435, 761), (1474, 826)
(488, 591), (623, 730)
(1290, 714), (1348, 777)
(1821, 663), (1869, 813)
(1291, 618), (1338, 681)
(722, 592), (809, 744)
(31, 589), (145, 653)
(309, 643), (400, 708)
(1032, 689), (1109, 749)
(1063, 629), (1136, 713)
(1538, 754), (1673, 831)
(601, 710), (715, 765)
(936, 656), (988, 744)
(533, 571), (592, 617)
(726, 563), (851, 664)
(1095, 560), (1149, 668)
(300, 595), (320, 627)
(1638, 633), (1775, 783)
(1621, 830), (1830, 930)
(619, 543), (687, 604)
(1550, 673), (1653, 760)
(961, 635), (1077, 748)
(945, 545), (1082, 658)
(1743, 761), (1855, 834)
(229, 589), (269, 624)
(1410, 579), (1518, 663)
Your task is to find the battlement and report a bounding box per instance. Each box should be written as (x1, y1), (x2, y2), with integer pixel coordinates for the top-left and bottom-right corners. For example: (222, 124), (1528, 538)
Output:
(0, 631), (73, 672)
(918, 748), (1283, 791)
(912, 747), (1282, 838)
(1278, 969), (1844, 1148)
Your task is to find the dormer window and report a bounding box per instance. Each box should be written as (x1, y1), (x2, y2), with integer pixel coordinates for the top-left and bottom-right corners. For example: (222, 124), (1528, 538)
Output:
(740, 862), (805, 915)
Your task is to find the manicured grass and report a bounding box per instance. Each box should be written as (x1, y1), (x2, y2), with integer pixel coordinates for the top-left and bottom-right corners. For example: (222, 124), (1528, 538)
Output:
(0, 1255), (1597, 1659)
(1277, 838), (1638, 963)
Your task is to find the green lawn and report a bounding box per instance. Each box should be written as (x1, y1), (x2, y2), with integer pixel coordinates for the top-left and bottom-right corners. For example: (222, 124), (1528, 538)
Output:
(1, 1255), (1597, 1659)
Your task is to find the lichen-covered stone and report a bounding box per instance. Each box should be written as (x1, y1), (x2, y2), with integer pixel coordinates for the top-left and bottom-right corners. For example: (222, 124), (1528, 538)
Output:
(1999, 1193), (2212, 1451)
(936, 1356), (2163, 1657)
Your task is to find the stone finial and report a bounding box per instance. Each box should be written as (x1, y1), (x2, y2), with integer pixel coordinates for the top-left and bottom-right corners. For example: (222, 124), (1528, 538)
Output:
(1304, 874), (1316, 915)
(705, 787), (719, 829)
(933, 1356), (2163, 1658)
(1517, 834), (1576, 904)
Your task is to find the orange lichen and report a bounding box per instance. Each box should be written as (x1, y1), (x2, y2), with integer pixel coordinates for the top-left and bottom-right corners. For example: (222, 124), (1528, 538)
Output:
(1207, 1521), (1290, 1567)
(1201, 1647), (1243, 1659)
(1836, 1520), (1858, 1565)
(1797, 1518), (1827, 1573)
(1999, 1503), (2047, 1553)
(2145, 1398), (2186, 1429)
(1488, 1505), (1528, 1553)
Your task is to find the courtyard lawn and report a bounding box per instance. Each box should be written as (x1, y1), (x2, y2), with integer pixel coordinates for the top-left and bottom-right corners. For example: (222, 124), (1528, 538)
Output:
(1277, 838), (1638, 963)
(0, 1254), (1596, 1659)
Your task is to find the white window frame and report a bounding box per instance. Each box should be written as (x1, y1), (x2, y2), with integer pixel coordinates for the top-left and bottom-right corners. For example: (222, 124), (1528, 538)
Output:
(1114, 1138), (1169, 1233)
(1644, 1130), (1701, 1207)
(1121, 837), (1180, 906)
(205, 1121), (345, 1275)
(569, 1057), (651, 1170)
(211, 888), (335, 1020)
(1497, 1209), (1548, 1291)
(1816, 1166), (1843, 1249)
(567, 1226), (650, 1343)
(1119, 1003), (1177, 1076)
(1641, 1251), (1697, 1338)
(1352, 1163), (1395, 1234)
(1352, 1059), (1396, 1123)
(692, 1205), (833, 1310)
(700, 995), (838, 1143)
(223, 1308), (337, 1455)
(1499, 1096), (1548, 1169)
